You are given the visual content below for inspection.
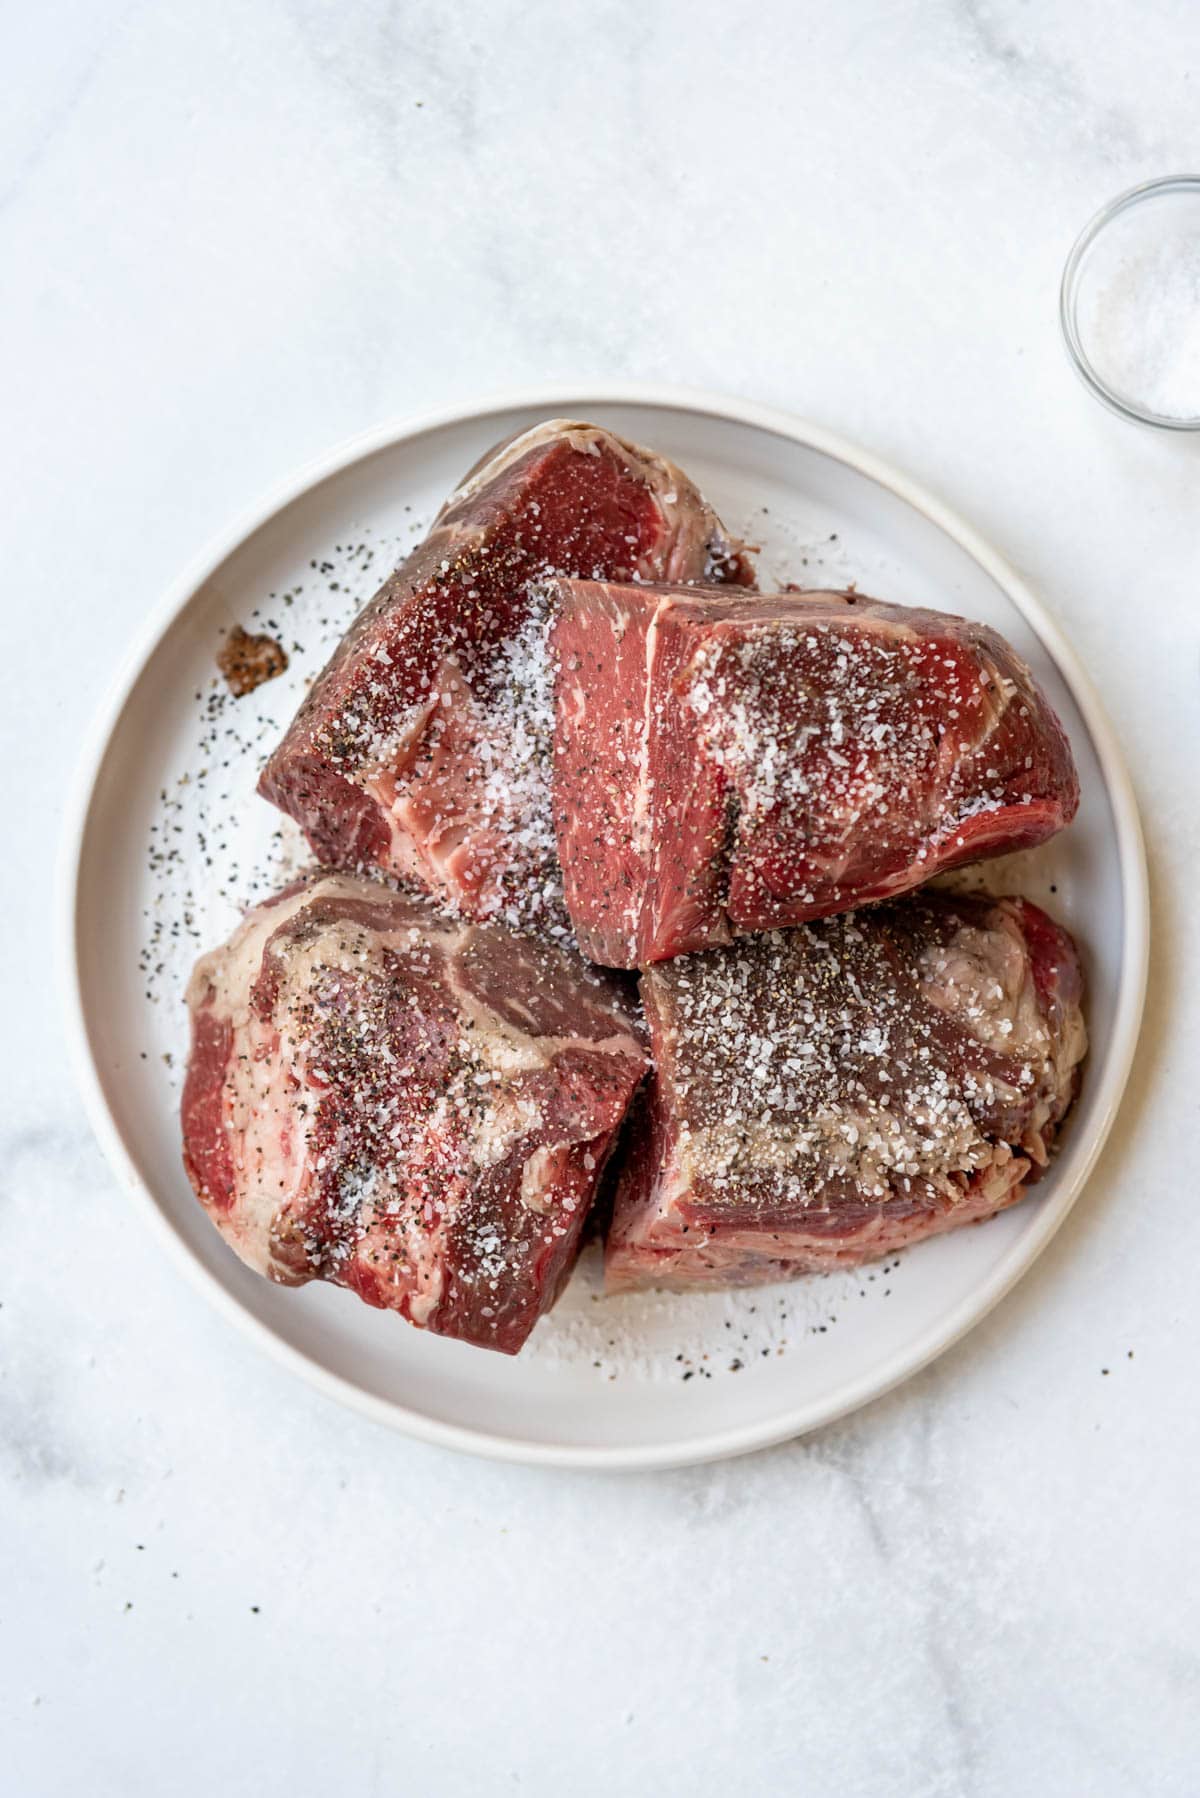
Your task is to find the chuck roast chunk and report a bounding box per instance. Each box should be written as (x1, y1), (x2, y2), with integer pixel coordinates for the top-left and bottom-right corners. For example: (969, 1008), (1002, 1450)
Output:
(181, 872), (647, 1353)
(549, 582), (1079, 966)
(605, 893), (1086, 1292)
(258, 422), (753, 936)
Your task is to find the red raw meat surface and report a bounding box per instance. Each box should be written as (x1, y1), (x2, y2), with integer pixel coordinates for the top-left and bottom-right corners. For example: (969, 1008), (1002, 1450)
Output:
(258, 421), (752, 937)
(182, 872), (647, 1353)
(550, 582), (1079, 966)
(606, 892), (1086, 1292)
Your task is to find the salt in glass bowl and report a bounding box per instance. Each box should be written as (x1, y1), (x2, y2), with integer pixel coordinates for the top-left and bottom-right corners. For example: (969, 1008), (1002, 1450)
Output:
(1060, 175), (1200, 431)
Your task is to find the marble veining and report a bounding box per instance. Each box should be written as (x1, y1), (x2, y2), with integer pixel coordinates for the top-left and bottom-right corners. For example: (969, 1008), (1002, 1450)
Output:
(3, 1), (1199, 1793)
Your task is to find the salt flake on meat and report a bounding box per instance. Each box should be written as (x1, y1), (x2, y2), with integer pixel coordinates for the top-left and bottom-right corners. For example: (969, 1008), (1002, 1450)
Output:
(606, 892), (1086, 1291)
(182, 872), (647, 1353)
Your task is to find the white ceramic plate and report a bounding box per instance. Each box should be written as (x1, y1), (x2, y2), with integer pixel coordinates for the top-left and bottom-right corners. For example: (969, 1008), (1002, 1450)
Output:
(60, 385), (1148, 1470)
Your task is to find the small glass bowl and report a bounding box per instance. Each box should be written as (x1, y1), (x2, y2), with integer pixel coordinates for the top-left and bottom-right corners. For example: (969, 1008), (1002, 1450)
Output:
(1060, 174), (1200, 431)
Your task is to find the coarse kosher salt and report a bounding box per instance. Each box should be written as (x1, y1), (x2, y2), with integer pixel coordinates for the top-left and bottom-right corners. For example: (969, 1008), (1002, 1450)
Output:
(1074, 192), (1200, 419)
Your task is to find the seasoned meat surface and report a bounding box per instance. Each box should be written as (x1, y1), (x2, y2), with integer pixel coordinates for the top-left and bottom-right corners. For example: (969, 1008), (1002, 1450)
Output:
(258, 422), (753, 937)
(606, 893), (1086, 1292)
(550, 581), (1079, 966)
(182, 872), (647, 1353)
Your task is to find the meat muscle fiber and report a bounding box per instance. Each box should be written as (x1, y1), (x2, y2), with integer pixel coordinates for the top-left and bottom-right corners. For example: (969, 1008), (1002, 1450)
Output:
(606, 892), (1086, 1292)
(549, 582), (1080, 966)
(182, 872), (647, 1353)
(258, 421), (753, 938)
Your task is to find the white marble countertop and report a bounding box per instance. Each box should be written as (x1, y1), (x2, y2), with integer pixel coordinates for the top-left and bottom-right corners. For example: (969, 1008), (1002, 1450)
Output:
(4, 3), (1200, 1792)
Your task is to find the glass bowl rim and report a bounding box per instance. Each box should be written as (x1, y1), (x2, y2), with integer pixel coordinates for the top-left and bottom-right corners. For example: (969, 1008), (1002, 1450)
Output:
(1060, 172), (1200, 431)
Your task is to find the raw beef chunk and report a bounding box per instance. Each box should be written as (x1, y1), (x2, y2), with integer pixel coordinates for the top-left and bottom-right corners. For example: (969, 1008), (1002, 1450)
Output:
(182, 872), (647, 1353)
(258, 422), (753, 936)
(606, 893), (1085, 1292)
(550, 582), (1080, 966)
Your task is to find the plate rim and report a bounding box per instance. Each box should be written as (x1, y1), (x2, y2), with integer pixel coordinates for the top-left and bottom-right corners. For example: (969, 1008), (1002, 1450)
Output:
(57, 381), (1150, 1470)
